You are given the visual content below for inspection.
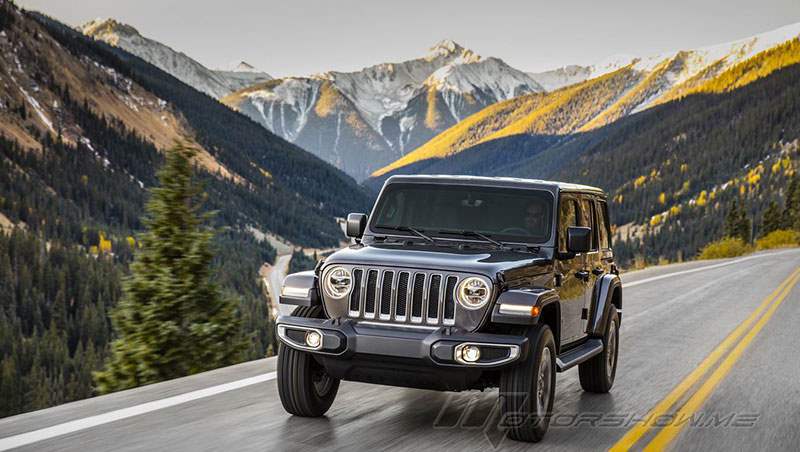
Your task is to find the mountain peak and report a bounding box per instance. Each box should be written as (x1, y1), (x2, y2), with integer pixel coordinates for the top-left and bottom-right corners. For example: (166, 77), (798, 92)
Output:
(231, 61), (258, 72)
(80, 18), (139, 38)
(428, 39), (466, 57)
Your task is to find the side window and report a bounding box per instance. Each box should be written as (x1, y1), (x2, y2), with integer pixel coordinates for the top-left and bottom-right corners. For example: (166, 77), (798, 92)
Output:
(596, 200), (610, 249)
(580, 198), (598, 251)
(558, 197), (579, 252)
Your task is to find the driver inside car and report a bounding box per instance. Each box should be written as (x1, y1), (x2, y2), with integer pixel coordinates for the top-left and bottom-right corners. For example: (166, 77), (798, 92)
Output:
(524, 201), (547, 236)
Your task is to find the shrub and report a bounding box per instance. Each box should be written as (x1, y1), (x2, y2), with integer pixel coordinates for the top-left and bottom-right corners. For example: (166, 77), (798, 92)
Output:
(698, 237), (753, 260)
(756, 229), (800, 250)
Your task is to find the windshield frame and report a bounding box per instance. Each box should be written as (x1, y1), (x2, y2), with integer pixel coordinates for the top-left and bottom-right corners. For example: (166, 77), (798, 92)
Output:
(366, 181), (556, 246)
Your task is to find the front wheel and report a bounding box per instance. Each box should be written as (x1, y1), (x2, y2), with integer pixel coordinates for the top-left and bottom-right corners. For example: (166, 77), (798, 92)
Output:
(579, 309), (619, 393)
(277, 306), (340, 417)
(499, 325), (556, 442)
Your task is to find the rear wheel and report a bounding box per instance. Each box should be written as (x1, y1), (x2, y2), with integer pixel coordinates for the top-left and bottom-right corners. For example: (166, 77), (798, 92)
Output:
(499, 325), (556, 442)
(579, 309), (619, 393)
(277, 306), (340, 417)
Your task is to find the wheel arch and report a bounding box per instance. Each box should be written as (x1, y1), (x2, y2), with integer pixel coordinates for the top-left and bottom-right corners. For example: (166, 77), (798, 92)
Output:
(588, 274), (621, 337)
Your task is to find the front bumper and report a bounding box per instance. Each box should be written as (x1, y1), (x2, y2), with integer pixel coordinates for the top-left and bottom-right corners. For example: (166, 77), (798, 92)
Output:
(277, 315), (529, 391)
(276, 315), (528, 368)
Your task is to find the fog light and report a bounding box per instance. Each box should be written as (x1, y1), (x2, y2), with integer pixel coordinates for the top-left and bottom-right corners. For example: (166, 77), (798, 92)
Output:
(461, 345), (481, 363)
(305, 330), (322, 349)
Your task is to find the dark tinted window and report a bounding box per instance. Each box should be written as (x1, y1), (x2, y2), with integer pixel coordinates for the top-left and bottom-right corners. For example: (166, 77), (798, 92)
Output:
(370, 183), (553, 243)
(596, 200), (610, 249)
(558, 197), (579, 252)
(582, 198), (598, 251)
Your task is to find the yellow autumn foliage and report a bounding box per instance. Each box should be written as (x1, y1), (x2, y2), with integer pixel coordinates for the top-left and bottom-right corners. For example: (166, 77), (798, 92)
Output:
(424, 86), (442, 130)
(98, 232), (112, 254)
(698, 238), (752, 260)
(696, 190), (708, 207)
(756, 230), (800, 250)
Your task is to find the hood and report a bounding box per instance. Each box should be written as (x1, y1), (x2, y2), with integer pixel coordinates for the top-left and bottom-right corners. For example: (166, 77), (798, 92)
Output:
(322, 243), (552, 279)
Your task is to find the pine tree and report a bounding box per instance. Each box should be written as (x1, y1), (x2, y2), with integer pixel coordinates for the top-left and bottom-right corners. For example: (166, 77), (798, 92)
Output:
(783, 175), (800, 230)
(761, 201), (783, 236)
(94, 142), (245, 393)
(724, 200), (751, 243)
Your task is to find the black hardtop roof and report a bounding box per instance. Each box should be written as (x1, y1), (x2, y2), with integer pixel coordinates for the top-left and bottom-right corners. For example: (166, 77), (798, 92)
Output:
(384, 174), (606, 197)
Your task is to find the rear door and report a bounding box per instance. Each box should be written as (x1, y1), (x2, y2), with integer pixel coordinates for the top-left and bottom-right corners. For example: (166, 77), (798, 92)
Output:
(580, 196), (602, 335)
(556, 195), (590, 346)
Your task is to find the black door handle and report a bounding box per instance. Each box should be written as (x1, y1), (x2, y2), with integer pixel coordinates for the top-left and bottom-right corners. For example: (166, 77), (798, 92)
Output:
(592, 268), (604, 276)
(575, 270), (590, 281)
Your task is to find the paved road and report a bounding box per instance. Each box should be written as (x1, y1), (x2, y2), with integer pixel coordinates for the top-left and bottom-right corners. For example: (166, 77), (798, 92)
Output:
(2, 249), (799, 451)
(264, 253), (293, 318)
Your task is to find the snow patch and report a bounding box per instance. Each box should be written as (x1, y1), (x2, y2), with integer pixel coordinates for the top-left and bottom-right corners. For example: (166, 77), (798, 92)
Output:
(18, 86), (55, 133)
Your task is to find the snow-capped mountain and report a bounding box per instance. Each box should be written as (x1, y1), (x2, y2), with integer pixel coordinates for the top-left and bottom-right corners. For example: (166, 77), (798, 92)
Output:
(528, 65), (593, 91)
(222, 40), (543, 180)
(373, 21), (800, 178)
(80, 19), (271, 98)
(531, 22), (800, 95)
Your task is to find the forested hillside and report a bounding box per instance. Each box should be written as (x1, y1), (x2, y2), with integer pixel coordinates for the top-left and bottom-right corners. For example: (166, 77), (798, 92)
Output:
(0, 2), (369, 417)
(33, 12), (372, 247)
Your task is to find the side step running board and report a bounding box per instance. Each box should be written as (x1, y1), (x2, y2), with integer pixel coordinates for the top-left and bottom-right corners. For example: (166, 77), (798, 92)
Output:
(556, 338), (603, 372)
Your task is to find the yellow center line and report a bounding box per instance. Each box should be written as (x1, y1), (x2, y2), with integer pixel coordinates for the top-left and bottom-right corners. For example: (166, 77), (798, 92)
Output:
(609, 267), (800, 451)
(643, 268), (799, 450)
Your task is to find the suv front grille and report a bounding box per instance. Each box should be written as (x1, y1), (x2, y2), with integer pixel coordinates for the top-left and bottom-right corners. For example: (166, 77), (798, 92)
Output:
(346, 267), (458, 326)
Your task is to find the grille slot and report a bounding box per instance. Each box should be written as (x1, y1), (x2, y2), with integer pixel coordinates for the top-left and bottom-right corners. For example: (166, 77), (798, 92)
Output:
(411, 273), (426, 321)
(349, 269), (363, 315)
(341, 267), (461, 327)
(380, 271), (394, 319)
(426, 275), (442, 322)
(396, 272), (409, 320)
(444, 276), (457, 325)
(364, 269), (379, 318)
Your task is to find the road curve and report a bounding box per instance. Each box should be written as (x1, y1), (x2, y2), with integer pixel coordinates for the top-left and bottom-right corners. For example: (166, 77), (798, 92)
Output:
(265, 253), (293, 318)
(1, 248), (799, 451)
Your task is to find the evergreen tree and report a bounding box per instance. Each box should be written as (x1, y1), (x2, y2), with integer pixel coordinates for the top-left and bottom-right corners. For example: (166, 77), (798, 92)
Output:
(95, 142), (245, 393)
(761, 201), (783, 236)
(724, 200), (751, 243)
(783, 175), (800, 230)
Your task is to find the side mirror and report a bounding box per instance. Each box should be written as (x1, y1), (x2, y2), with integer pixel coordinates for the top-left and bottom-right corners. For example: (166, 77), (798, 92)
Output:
(346, 213), (367, 238)
(567, 226), (592, 254)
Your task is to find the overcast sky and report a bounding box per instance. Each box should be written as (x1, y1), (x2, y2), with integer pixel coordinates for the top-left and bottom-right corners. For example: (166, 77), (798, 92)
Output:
(17, 0), (800, 78)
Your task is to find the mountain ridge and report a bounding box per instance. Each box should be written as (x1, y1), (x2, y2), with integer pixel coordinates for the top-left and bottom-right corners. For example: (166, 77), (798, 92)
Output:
(221, 39), (544, 180)
(373, 21), (800, 178)
(81, 18), (272, 98)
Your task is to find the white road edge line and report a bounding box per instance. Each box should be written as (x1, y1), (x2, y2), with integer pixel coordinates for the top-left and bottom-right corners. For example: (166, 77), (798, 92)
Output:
(623, 249), (799, 288)
(3, 249), (798, 450)
(0, 372), (277, 451)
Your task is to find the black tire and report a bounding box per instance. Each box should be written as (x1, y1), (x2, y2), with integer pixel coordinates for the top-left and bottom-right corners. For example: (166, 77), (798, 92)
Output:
(499, 325), (556, 442)
(579, 309), (619, 393)
(277, 305), (340, 417)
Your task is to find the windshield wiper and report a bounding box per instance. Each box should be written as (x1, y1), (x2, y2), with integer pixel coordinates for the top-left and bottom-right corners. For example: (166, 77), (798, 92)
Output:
(437, 229), (505, 248)
(374, 225), (437, 245)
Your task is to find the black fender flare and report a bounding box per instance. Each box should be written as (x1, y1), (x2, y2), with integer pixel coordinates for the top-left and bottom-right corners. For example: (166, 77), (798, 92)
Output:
(279, 271), (321, 307)
(491, 288), (560, 326)
(588, 274), (622, 337)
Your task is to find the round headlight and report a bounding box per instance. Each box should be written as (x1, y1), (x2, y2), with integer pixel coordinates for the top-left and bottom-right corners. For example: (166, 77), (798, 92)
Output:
(456, 276), (492, 309)
(323, 266), (352, 299)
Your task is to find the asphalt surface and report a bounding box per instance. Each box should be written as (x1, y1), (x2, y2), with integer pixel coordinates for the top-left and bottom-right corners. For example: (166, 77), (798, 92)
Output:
(265, 253), (293, 318)
(1, 248), (799, 451)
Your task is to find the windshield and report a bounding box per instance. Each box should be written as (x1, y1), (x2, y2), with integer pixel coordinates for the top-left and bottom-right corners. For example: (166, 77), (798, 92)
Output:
(370, 183), (553, 243)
